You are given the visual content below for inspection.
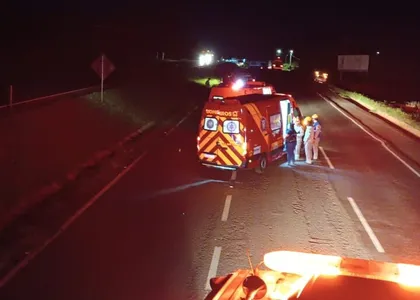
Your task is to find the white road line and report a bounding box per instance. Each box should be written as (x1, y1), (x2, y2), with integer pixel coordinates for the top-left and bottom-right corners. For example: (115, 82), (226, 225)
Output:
(0, 110), (196, 289)
(347, 197), (385, 253)
(221, 195), (232, 222)
(0, 151), (148, 289)
(205, 246), (222, 291)
(318, 93), (420, 178)
(230, 170), (237, 181)
(319, 146), (335, 169)
(166, 107), (197, 135)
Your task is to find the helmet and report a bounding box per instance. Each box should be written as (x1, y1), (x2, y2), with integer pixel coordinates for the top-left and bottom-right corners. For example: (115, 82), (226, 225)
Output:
(303, 116), (312, 126)
(312, 114), (319, 120)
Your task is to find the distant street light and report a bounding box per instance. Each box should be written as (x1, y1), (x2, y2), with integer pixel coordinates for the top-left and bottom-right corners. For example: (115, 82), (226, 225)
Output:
(276, 49), (282, 55)
(289, 50), (294, 65)
(376, 51), (380, 55)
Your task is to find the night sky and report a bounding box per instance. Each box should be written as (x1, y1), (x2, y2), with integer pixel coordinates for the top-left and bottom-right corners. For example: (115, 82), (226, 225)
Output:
(1, 1), (419, 87)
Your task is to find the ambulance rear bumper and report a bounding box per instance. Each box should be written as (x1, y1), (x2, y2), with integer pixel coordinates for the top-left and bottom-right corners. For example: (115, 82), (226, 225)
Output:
(201, 162), (238, 171)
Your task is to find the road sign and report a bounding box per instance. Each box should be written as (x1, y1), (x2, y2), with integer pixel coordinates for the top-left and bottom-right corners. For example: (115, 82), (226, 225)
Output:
(338, 55), (369, 72)
(91, 54), (115, 102)
(91, 54), (115, 80)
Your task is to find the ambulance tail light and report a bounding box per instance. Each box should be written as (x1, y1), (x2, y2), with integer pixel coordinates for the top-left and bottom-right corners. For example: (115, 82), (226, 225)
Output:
(242, 141), (247, 156)
(264, 250), (420, 288)
(197, 136), (200, 150)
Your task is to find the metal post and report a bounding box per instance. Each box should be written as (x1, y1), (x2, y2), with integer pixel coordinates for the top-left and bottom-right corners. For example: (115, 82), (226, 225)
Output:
(9, 85), (13, 107)
(100, 54), (104, 102)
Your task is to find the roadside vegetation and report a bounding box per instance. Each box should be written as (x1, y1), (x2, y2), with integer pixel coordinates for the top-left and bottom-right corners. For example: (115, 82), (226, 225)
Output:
(190, 77), (221, 87)
(84, 90), (151, 125)
(333, 87), (420, 131)
(282, 61), (299, 71)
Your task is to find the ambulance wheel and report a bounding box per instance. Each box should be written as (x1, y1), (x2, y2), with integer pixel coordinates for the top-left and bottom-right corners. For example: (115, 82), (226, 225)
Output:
(255, 154), (267, 174)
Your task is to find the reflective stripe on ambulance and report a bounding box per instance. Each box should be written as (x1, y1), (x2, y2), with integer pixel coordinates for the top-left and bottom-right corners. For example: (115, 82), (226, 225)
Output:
(198, 117), (245, 167)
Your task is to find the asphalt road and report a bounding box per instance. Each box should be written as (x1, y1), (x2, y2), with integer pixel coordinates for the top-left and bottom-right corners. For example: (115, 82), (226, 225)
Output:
(1, 76), (420, 300)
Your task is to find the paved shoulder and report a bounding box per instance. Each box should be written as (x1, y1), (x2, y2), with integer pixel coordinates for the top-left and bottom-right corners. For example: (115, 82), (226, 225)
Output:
(324, 90), (420, 169)
(299, 91), (420, 264)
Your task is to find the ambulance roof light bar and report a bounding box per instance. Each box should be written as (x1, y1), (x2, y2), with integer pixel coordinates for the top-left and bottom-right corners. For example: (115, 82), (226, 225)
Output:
(264, 250), (420, 288)
(232, 79), (245, 91)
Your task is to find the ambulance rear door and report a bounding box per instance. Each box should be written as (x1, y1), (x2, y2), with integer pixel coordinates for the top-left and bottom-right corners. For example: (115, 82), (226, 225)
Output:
(280, 99), (292, 138)
(198, 104), (245, 169)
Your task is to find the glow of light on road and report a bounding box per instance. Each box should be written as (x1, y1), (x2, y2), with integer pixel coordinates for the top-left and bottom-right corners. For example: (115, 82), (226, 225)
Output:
(143, 179), (226, 201)
(347, 197), (385, 253)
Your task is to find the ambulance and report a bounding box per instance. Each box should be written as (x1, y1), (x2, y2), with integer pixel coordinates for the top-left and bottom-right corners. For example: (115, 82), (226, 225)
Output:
(197, 81), (302, 173)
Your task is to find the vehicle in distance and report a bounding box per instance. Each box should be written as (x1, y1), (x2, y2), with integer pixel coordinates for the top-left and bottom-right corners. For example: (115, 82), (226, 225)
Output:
(314, 70), (328, 83)
(271, 59), (283, 70)
(205, 250), (420, 300)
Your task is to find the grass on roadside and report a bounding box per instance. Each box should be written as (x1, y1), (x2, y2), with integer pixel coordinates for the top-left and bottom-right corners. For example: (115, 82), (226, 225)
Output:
(83, 79), (207, 127)
(190, 77), (221, 87)
(333, 87), (420, 131)
(83, 90), (154, 126)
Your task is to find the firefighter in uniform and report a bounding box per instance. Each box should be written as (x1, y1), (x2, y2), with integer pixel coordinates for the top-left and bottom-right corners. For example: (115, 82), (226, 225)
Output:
(293, 117), (304, 160)
(303, 116), (314, 164)
(312, 114), (321, 160)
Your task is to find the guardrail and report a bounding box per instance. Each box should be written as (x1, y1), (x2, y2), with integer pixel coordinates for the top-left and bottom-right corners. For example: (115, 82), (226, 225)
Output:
(0, 85), (100, 110)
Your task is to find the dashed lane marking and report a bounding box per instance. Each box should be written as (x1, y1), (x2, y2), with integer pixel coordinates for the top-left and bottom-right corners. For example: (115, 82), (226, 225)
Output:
(205, 246), (222, 291)
(319, 146), (335, 169)
(347, 197), (385, 253)
(221, 195), (232, 222)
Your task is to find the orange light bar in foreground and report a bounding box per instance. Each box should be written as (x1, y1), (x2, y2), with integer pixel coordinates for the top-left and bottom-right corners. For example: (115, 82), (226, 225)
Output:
(264, 251), (420, 288)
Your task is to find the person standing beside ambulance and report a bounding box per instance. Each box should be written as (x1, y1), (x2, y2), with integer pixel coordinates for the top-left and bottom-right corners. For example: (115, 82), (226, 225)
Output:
(312, 114), (321, 160)
(293, 117), (304, 160)
(285, 128), (297, 166)
(303, 117), (314, 164)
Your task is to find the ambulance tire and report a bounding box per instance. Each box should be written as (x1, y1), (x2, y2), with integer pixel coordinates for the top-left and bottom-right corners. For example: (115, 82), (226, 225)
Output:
(255, 154), (267, 174)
